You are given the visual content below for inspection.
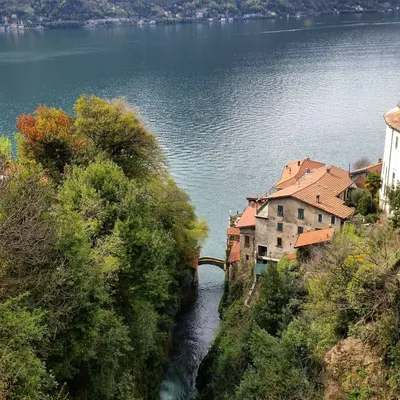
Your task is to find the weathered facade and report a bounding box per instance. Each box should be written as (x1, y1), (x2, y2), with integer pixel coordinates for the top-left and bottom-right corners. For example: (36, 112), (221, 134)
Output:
(256, 196), (343, 261)
(255, 161), (355, 261)
(227, 159), (355, 277)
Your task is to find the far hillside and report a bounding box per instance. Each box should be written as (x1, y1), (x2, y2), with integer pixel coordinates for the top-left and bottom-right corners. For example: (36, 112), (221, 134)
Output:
(1, 0), (400, 25)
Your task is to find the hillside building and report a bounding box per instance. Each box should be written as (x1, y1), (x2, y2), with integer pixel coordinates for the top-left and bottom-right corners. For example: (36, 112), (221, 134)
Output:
(350, 159), (382, 188)
(255, 160), (355, 262)
(228, 159), (356, 274)
(380, 103), (400, 214)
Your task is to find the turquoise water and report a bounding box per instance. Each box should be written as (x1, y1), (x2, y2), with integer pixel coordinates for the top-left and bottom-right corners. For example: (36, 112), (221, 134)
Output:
(1, 14), (400, 398)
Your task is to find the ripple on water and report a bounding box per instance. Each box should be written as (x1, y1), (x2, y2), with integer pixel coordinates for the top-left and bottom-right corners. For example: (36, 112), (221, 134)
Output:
(0, 15), (400, 399)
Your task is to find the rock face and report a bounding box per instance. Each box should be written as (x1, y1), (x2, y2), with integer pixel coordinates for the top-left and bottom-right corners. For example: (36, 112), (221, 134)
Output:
(323, 337), (388, 400)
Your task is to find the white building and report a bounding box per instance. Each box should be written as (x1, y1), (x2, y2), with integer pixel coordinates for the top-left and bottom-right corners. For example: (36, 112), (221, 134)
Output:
(380, 103), (400, 214)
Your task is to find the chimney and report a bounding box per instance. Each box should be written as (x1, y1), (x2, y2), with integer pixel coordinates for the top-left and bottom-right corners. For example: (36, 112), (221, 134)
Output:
(327, 167), (331, 174)
(316, 193), (320, 203)
(297, 160), (301, 166)
(378, 157), (382, 163)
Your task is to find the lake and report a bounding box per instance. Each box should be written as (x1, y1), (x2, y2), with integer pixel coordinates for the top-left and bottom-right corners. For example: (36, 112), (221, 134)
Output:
(1, 13), (400, 399)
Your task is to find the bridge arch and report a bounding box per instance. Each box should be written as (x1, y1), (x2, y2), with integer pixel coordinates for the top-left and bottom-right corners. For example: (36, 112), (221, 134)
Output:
(197, 256), (225, 271)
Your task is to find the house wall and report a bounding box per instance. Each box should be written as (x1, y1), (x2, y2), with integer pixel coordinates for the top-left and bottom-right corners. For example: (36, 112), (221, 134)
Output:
(255, 197), (342, 260)
(239, 226), (255, 279)
(352, 173), (368, 188)
(380, 124), (400, 215)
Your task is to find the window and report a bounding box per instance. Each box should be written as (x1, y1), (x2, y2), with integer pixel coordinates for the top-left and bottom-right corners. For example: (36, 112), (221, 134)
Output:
(297, 226), (303, 234)
(244, 235), (250, 248)
(318, 213), (323, 223)
(258, 245), (268, 257)
(331, 216), (336, 225)
(277, 222), (283, 232)
(277, 238), (282, 247)
(277, 205), (284, 217)
(246, 255), (249, 261)
(297, 208), (304, 219)
(396, 136), (398, 149)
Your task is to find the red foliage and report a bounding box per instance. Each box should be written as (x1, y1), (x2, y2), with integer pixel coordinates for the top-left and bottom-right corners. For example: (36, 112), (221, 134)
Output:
(16, 105), (84, 150)
(16, 114), (39, 142)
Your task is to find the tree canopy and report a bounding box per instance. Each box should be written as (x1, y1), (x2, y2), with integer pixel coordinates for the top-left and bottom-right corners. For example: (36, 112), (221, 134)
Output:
(198, 224), (400, 399)
(1, 95), (207, 399)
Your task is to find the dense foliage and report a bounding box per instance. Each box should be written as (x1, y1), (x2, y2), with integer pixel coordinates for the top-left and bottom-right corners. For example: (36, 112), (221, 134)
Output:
(0, 95), (207, 399)
(350, 172), (382, 222)
(1, 0), (399, 24)
(198, 223), (400, 399)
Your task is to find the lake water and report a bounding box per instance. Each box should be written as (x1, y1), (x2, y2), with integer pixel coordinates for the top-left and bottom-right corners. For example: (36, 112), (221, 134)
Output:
(1, 13), (400, 399)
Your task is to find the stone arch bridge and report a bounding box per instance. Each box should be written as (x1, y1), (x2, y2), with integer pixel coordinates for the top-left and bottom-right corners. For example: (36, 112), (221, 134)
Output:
(197, 256), (226, 271)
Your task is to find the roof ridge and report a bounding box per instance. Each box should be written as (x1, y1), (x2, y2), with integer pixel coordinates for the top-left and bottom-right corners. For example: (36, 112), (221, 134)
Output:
(351, 161), (382, 173)
(292, 193), (353, 218)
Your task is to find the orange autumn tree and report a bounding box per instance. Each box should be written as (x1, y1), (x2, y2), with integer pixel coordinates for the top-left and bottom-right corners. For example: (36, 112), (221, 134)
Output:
(17, 106), (85, 177)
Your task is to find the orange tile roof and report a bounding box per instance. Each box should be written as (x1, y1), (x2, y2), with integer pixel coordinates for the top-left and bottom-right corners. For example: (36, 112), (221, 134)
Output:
(283, 253), (296, 261)
(384, 105), (400, 132)
(274, 158), (325, 189)
(228, 240), (240, 263)
(236, 205), (258, 228)
(294, 228), (334, 248)
(267, 165), (355, 219)
(227, 227), (240, 236)
(351, 161), (382, 175)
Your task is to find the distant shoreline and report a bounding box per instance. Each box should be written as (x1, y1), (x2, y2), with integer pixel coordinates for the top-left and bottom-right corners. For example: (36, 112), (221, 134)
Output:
(0, 9), (399, 32)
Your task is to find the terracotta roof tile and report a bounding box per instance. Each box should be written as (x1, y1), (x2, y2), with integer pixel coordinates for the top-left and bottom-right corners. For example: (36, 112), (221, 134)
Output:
(267, 165), (354, 219)
(283, 253), (296, 261)
(274, 159), (325, 189)
(351, 161), (382, 175)
(228, 241), (240, 263)
(236, 205), (258, 228)
(294, 228), (334, 248)
(227, 227), (240, 236)
(293, 184), (354, 219)
(385, 106), (400, 132)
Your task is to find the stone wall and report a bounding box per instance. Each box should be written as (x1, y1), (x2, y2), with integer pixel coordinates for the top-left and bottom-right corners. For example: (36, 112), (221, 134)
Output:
(256, 197), (342, 260)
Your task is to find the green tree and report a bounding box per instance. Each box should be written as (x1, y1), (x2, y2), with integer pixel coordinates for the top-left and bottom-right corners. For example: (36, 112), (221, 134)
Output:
(0, 295), (56, 400)
(16, 106), (84, 179)
(365, 172), (382, 198)
(357, 192), (372, 216)
(232, 327), (317, 400)
(386, 184), (400, 228)
(253, 259), (303, 336)
(74, 95), (164, 179)
(1, 93), (206, 399)
(350, 188), (370, 209)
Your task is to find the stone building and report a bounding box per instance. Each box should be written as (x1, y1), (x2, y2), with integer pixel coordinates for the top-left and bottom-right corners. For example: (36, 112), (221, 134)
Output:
(236, 202), (258, 274)
(255, 160), (355, 262)
(380, 103), (400, 214)
(227, 197), (265, 279)
(227, 159), (356, 278)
